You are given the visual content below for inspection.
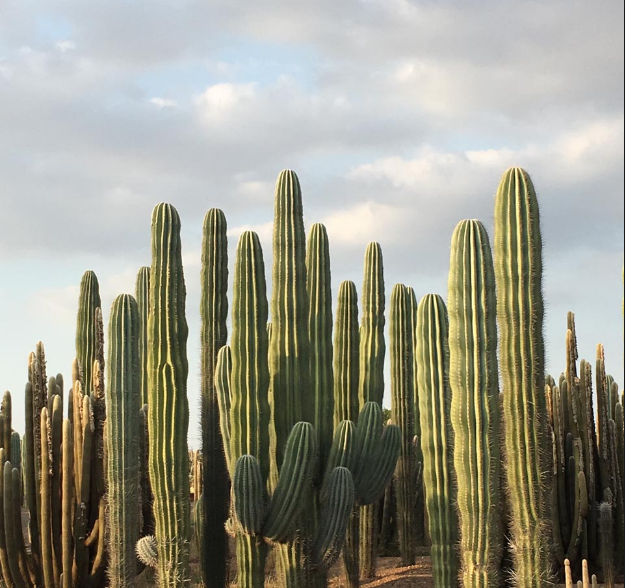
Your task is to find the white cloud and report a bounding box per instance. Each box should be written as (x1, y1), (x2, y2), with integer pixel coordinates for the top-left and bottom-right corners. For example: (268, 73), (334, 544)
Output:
(196, 82), (257, 125)
(150, 97), (177, 109)
(56, 40), (76, 53)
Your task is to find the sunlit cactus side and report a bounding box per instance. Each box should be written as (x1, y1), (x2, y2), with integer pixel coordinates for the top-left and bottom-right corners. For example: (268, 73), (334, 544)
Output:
(448, 219), (502, 588)
(390, 283), (417, 566)
(105, 294), (141, 587)
(334, 280), (360, 427)
(200, 208), (230, 588)
(358, 242), (386, 579)
(306, 222), (334, 473)
(147, 203), (191, 588)
(76, 270), (101, 396)
(494, 167), (552, 588)
(416, 294), (459, 588)
(135, 266), (151, 408)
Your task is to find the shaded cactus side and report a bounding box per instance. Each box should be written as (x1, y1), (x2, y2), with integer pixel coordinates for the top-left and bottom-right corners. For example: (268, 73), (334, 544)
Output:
(105, 294), (141, 587)
(200, 208), (230, 588)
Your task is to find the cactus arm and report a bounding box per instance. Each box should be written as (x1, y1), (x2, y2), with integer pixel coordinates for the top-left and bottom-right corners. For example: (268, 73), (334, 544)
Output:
(448, 219), (502, 587)
(200, 208), (230, 588)
(215, 346), (233, 477)
(62, 419), (73, 588)
(494, 168), (552, 587)
(148, 203), (191, 587)
(233, 456), (266, 536)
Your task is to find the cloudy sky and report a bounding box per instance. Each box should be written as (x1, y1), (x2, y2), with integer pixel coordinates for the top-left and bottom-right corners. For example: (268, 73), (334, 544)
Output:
(1, 1), (623, 446)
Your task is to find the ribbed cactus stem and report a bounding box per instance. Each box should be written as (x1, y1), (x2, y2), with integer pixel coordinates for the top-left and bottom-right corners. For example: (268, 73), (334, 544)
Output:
(62, 419), (72, 588)
(448, 219), (502, 587)
(227, 230), (271, 588)
(334, 281), (360, 428)
(416, 294), (459, 588)
(358, 242), (385, 578)
(230, 231), (271, 481)
(148, 203), (190, 587)
(76, 270), (101, 395)
(1, 392), (11, 463)
(306, 223), (334, 472)
(390, 283), (417, 566)
(135, 266), (151, 407)
(105, 294), (141, 587)
(200, 208), (230, 588)
(494, 167), (552, 587)
(270, 169), (311, 470)
(215, 346), (233, 477)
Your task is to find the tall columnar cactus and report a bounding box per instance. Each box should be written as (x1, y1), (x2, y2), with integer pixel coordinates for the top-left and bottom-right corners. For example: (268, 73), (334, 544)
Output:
(306, 223), (334, 472)
(270, 170), (311, 470)
(105, 294), (141, 587)
(416, 294), (459, 588)
(358, 242), (386, 578)
(269, 170), (312, 587)
(147, 203), (191, 587)
(389, 283), (417, 566)
(494, 167), (552, 587)
(76, 270), (101, 395)
(200, 208), (230, 588)
(334, 281), (360, 427)
(135, 266), (151, 408)
(448, 219), (502, 588)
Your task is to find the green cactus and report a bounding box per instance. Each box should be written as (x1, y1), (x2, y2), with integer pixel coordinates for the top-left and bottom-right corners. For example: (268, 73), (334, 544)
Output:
(334, 280), (360, 427)
(135, 266), (151, 408)
(105, 294), (141, 587)
(416, 294), (459, 588)
(306, 223), (334, 473)
(76, 270), (101, 396)
(358, 242), (385, 579)
(147, 203), (191, 587)
(494, 167), (552, 587)
(200, 208), (230, 588)
(389, 283), (417, 566)
(448, 219), (502, 587)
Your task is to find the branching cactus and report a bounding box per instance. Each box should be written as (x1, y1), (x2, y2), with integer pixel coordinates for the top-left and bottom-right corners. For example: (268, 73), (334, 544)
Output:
(448, 220), (502, 588)
(200, 208), (230, 588)
(494, 167), (552, 587)
(105, 294), (141, 587)
(416, 294), (459, 588)
(390, 283), (417, 567)
(147, 203), (191, 587)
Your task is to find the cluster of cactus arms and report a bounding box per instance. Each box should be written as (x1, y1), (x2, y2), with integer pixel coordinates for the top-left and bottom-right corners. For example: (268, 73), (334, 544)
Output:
(0, 279), (110, 588)
(214, 173), (401, 588)
(547, 312), (624, 583)
(2, 165), (624, 588)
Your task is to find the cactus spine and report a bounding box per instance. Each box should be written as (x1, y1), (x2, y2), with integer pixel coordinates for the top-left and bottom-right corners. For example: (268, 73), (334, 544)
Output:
(448, 219), (502, 587)
(200, 208), (230, 588)
(147, 203), (191, 587)
(105, 294), (141, 587)
(416, 294), (459, 588)
(389, 284), (417, 566)
(494, 167), (552, 587)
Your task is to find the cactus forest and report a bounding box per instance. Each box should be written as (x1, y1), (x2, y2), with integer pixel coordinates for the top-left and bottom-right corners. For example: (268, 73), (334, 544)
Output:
(0, 166), (623, 588)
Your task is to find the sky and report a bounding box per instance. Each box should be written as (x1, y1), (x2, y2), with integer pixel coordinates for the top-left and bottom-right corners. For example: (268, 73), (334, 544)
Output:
(0, 1), (623, 448)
